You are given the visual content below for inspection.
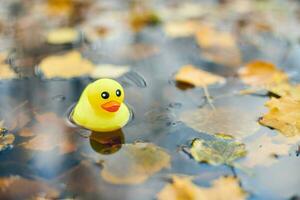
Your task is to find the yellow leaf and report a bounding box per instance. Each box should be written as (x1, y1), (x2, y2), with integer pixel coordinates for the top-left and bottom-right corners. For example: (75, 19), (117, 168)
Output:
(39, 51), (95, 78)
(259, 97), (300, 137)
(46, 0), (73, 16)
(100, 143), (170, 184)
(238, 60), (288, 87)
(46, 27), (79, 45)
(157, 176), (247, 200)
(175, 65), (225, 87)
(267, 82), (300, 100)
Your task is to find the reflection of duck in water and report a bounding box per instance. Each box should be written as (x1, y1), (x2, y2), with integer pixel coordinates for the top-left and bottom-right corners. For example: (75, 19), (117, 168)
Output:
(72, 79), (130, 132)
(89, 130), (124, 155)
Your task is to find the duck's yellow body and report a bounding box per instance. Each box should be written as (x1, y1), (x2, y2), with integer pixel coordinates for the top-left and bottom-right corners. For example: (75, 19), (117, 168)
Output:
(72, 79), (130, 132)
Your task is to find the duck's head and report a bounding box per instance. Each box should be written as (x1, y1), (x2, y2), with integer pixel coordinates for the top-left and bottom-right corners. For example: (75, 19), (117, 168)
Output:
(87, 79), (125, 113)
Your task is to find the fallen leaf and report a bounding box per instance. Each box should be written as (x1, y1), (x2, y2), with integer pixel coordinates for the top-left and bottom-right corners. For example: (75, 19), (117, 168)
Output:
(180, 106), (260, 138)
(241, 134), (292, 168)
(157, 176), (247, 200)
(0, 175), (59, 199)
(46, 0), (73, 16)
(46, 27), (79, 44)
(196, 26), (241, 67)
(91, 64), (130, 79)
(238, 60), (288, 87)
(0, 52), (16, 79)
(20, 112), (77, 154)
(175, 65), (225, 87)
(39, 51), (95, 78)
(163, 20), (200, 38)
(267, 83), (300, 100)
(100, 143), (170, 184)
(189, 134), (247, 166)
(259, 97), (300, 137)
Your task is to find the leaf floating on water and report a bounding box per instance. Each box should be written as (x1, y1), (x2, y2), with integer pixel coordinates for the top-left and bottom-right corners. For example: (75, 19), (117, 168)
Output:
(157, 176), (247, 200)
(189, 135), (247, 166)
(267, 83), (300, 100)
(91, 64), (130, 79)
(238, 60), (288, 87)
(20, 112), (77, 154)
(175, 65), (225, 87)
(259, 97), (300, 137)
(180, 106), (260, 138)
(0, 175), (59, 199)
(100, 143), (170, 185)
(39, 51), (95, 78)
(46, 27), (79, 45)
(195, 26), (241, 67)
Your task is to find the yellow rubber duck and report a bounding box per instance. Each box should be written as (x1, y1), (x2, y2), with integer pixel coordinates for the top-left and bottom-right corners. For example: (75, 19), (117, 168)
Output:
(72, 78), (130, 132)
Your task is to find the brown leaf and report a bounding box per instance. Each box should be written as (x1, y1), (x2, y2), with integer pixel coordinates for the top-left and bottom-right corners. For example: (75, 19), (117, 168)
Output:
(100, 143), (170, 184)
(259, 97), (300, 137)
(157, 176), (247, 200)
(175, 65), (225, 87)
(20, 112), (77, 154)
(238, 60), (288, 87)
(0, 176), (59, 199)
(39, 51), (95, 78)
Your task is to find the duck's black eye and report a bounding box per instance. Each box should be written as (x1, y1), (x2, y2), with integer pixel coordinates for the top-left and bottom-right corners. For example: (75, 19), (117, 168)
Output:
(101, 91), (109, 99)
(116, 89), (121, 97)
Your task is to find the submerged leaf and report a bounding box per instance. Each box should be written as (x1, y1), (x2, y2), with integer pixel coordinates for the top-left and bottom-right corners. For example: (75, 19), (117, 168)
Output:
(259, 97), (300, 137)
(39, 51), (95, 78)
(157, 176), (247, 200)
(100, 143), (170, 184)
(0, 176), (59, 199)
(175, 65), (225, 87)
(20, 112), (77, 154)
(238, 60), (288, 87)
(189, 135), (247, 166)
(180, 106), (260, 138)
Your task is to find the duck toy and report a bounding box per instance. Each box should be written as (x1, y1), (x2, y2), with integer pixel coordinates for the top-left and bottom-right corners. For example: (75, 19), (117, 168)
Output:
(72, 78), (130, 132)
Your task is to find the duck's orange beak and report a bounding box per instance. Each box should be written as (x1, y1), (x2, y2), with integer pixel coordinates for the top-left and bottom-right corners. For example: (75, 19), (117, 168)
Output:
(101, 101), (120, 112)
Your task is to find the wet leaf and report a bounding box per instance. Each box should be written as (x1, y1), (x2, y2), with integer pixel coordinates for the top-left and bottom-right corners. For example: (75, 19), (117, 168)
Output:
(267, 83), (300, 100)
(0, 52), (16, 79)
(91, 64), (130, 79)
(195, 26), (241, 67)
(100, 143), (170, 184)
(189, 134), (246, 166)
(238, 60), (288, 87)
(157, 176), (247, 200)
(39, 51), (95, 78)
(46, 0), (73, 16)
(259, 97), (300, 137)
(0, 175), (59, 199)
(46, 27), (79, 44)
(241, 134), (292, 168)
(180, 107), (260, 138)
(20, 112), (77, 154)
(175, 65), (225, 87)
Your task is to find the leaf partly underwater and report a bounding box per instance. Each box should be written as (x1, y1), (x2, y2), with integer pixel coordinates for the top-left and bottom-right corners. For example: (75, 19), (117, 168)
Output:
(100, 143), (170, 184)
(157, 176), (247, 200)
(189, 134), (247, 166)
